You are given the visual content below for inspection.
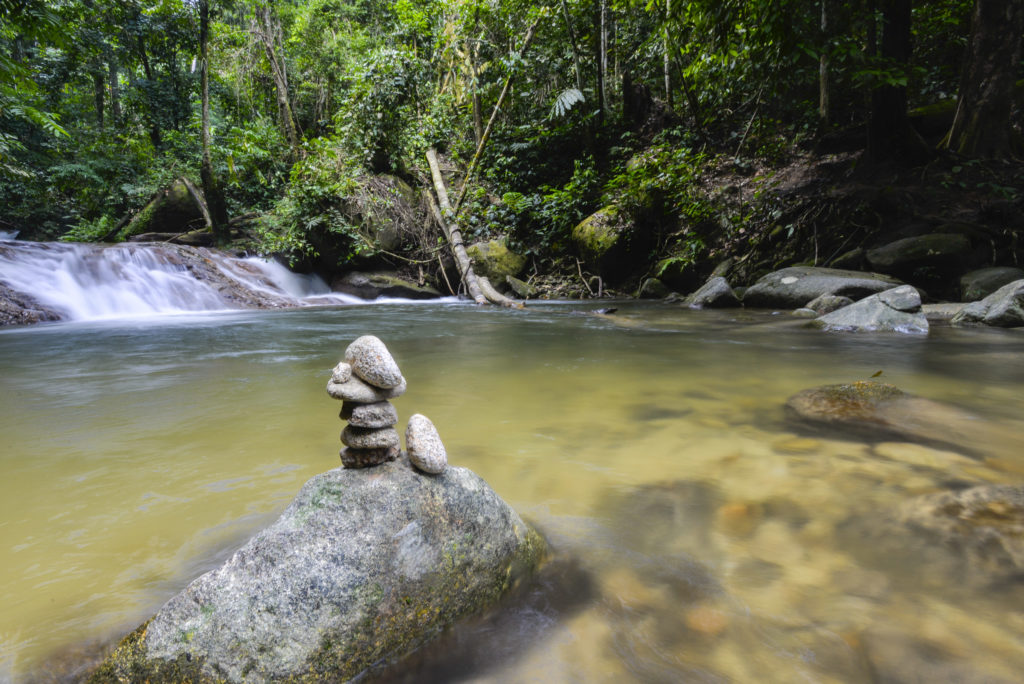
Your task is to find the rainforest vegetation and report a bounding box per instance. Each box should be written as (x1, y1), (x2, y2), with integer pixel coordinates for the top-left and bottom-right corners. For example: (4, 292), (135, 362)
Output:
(2, 0), (1022, 297)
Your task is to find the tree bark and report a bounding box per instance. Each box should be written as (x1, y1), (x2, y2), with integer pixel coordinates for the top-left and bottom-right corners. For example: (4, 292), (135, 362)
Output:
(942, 0), (1024, 158)
(199, 0), (229, 243)
(426, 149), (521, 307)
(866, 0), (929, 164)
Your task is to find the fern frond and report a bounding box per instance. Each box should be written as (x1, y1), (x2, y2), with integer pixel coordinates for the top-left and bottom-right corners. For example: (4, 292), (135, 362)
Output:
(549, 88), (584, 119)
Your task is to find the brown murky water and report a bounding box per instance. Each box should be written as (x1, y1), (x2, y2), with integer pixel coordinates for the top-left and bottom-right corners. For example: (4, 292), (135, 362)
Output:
(2, 303), (1023, 682)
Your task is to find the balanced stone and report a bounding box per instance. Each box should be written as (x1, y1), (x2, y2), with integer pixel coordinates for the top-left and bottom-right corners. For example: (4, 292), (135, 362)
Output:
(330, 362), (352, 383)
(341, 400), (398, 428)
(342, 425), (400, 450)
(327, 374), (406, 403)
(406, 414), (447, 474)
(340, 445), (400, 468)
(345, 335), (404, 389)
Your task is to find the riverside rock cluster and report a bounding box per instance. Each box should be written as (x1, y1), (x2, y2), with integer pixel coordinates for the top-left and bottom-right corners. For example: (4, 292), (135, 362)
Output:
(327, 335), (447, 474)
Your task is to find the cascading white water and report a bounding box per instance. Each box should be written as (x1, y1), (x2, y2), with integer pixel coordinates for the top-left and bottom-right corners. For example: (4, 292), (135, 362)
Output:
(0, 238), (367, 321)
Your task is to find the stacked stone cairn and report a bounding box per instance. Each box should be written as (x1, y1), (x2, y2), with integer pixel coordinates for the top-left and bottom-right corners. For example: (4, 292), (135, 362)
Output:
(327, 335), (448, 474)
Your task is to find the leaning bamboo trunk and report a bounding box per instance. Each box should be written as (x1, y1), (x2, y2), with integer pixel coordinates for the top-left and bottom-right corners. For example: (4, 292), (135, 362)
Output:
(425, 149), (521, 308)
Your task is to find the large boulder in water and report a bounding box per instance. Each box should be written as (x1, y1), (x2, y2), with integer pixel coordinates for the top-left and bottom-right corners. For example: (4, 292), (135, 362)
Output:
(951, 279), (1024, 328)
(741, 266), (902, 309)
(90, 459), (545, 683)
(810, 285), (928, 334)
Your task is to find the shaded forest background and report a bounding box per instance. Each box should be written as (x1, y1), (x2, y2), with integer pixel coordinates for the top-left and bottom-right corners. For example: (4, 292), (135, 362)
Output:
(2, 0), (1022, 297)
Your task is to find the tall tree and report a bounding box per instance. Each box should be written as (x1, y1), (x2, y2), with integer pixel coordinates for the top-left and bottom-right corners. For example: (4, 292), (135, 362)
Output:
(942, 0), (1024, 157)
(866, 0), (929, 163)
(199, 0), (230, 243)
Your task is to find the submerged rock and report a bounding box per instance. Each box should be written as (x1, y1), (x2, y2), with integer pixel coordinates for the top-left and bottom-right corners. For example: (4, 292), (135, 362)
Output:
(90, 460), (545, 683)
(741, 266), (902, 309)
(951, 279), (1024, 328)
(811, 285), (929, 334)
(784, 381), (998, 456)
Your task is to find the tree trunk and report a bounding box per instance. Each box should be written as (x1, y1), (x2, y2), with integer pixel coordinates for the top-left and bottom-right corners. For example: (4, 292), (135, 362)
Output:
(426, 150), (486, 305)
(135, 35), (163, 149)
(559, 0), (584, 92)
(818, 0), (831, 126)
(942, 0), (1024, 158)
(108, 57), (121, 127)
(663, 0), (672, 109)
(199, 0), (229, 244)
(253, 5), (300, 159)
(452, 17), (540, 213)
(866, 0), (929, 164)
(92, 70), (105, 128)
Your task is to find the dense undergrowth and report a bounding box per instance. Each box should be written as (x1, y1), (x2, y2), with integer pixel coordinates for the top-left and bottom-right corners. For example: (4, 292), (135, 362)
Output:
(2, 0), (1021, 296)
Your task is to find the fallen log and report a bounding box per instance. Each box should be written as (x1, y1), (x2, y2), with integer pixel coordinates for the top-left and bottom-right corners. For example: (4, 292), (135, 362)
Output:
(425, 149), (521, 308)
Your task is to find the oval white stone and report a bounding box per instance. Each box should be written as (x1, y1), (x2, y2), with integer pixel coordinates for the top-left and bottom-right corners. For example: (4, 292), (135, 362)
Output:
(345, 335), (404, 389)
(405, 414), (447, 474)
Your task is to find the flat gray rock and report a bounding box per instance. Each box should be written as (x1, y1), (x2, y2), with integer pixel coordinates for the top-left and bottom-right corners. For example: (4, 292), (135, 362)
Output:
(406, 414), (447, 474)
(341, 401), (398, 428)
(341, 425), (400, 449)
(811, 285), (928, 334)
(90, 460), (545, 683)
(327, 374), (406, 403)
(742, 266), (902, 309)
(340, 445), (399, 468)
(951, 279), (1024, 328)
(683, 276), (740, 309)
(344, 335), (404, 389)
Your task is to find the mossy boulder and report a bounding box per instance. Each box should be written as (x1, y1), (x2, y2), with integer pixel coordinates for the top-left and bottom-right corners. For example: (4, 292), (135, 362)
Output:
(331, 271), (441, 300)
(121, 179), (205, 239)
(570, 205), (647, 284)
(465, 238), (527, 282)
(89, 459), (545, 683)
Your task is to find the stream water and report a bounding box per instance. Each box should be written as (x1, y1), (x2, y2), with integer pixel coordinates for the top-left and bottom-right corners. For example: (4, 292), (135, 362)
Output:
(2, 257), (1024, 681)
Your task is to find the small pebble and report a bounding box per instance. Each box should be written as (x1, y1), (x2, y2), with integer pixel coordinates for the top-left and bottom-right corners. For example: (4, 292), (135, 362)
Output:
(331, 362), (352, 384)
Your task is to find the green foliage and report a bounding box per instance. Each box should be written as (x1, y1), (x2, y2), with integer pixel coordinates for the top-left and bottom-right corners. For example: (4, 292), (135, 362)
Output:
(61, 214), (117, 243)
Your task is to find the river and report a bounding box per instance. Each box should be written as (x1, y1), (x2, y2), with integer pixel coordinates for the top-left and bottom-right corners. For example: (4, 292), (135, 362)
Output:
(2, 251), (1024, 681)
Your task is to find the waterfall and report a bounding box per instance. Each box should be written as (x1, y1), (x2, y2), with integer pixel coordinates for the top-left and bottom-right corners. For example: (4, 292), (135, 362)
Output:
(0, 237), (366, 321)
